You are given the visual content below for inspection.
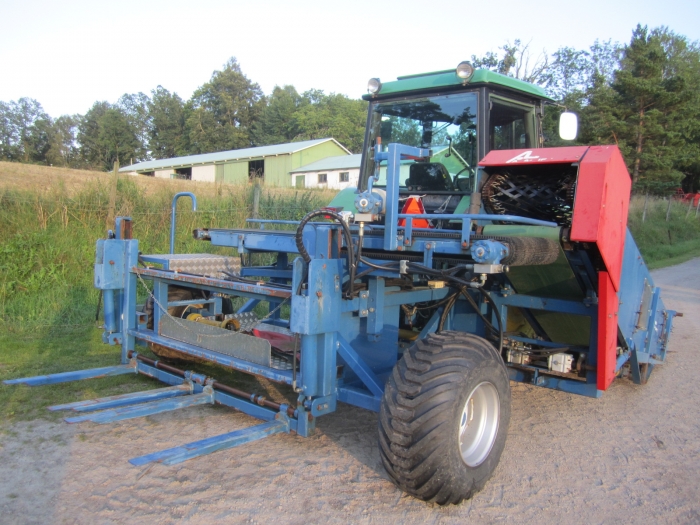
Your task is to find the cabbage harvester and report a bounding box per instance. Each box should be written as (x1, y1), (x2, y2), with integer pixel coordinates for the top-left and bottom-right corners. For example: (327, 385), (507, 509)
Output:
(5, 62), (676, 505)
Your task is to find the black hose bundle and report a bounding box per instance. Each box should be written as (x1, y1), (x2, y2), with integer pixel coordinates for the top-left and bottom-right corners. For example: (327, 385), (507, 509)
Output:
(295, 210), (357, 298)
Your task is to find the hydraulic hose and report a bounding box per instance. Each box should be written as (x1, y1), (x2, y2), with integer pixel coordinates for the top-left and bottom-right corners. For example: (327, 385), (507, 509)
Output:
(406, 262), (483, 289)
(479, 289), (504, 353)
(295, 209), (356, 298)
(351, 260), (399, 287)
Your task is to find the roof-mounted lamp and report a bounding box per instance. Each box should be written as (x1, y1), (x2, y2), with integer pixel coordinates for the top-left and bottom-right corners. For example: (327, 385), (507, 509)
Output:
(367, 78), (382, 95)
(456, 61), (475, 83)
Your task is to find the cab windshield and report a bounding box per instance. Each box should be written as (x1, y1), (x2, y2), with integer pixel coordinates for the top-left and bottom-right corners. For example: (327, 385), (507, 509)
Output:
(363, 93), (478, 192)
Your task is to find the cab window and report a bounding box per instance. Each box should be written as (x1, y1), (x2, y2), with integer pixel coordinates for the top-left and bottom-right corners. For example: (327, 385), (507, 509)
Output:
(489, 96), (536, 150)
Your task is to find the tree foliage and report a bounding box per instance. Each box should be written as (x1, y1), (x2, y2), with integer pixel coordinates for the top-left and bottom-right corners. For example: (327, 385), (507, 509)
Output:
(471, 40), (550, 84)
(473, 28), (700, 194)
(253, 85), (306, 145)
(117, 92), (150, 161)
(1, 56), (370, 170)
(0, 98), (51, 163)
(184, 57), (264, 154)
(291, 90), (367, 152)
(582, 26), (700, 193)
(77, 101), (142, 170)
(148, 86), (186, 159)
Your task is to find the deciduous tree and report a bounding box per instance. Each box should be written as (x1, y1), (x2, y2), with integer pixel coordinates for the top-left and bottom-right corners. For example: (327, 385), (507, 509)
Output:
(252, 85), (305, 145)
(148, 86), (186, 159)
(185, 57), (264, 153)
(0, 98), (51, 162)
(78, 102), (142, 170)
(117, 92), (150, 160)
(292, 91), (367, 152)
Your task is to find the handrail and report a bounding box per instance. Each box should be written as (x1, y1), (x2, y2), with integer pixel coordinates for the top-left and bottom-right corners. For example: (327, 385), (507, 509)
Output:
(170, 192), (197, 254)
(396, 213), (557, 228)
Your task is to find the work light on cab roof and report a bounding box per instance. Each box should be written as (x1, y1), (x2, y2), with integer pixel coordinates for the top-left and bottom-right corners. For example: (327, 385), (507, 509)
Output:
(367, 78), (382, 95)
(455, 61), (474, 81)
(368, 61), (474, 96)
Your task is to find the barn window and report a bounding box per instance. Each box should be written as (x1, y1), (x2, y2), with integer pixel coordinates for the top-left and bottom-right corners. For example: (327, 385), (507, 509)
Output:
(174, 167), (192, 180)
(249, 159), (264, 180)
(339, 172), (349, 182)
(318, 173), (327, 184)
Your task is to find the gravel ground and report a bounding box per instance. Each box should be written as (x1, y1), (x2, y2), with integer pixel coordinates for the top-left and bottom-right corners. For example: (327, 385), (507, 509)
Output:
(1, 258), (699, 524)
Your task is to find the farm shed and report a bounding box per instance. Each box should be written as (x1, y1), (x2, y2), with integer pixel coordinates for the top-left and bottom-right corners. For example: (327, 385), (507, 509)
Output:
(290, 154), (361, 189)
(119, 138), (350, 187)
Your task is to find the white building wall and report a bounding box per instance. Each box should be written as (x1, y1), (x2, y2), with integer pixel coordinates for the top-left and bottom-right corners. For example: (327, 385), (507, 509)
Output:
(297, 169), (360, 189)
(155, 169), (175, 179)
(192, 164), (216, 182)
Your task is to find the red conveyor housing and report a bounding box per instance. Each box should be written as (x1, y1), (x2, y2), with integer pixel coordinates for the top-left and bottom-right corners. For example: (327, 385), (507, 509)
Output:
(479, 146), (632, 389)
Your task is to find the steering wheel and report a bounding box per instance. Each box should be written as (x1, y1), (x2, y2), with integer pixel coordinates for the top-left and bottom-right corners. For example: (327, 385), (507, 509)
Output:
(453, 167), (475, 191)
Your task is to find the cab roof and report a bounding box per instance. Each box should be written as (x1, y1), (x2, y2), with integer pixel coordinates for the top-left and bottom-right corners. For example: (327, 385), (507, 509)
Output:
(362, 68), (552, 101)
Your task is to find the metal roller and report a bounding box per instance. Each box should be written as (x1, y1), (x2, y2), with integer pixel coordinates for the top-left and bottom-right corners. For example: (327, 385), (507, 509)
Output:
(501, 236), (560, 266)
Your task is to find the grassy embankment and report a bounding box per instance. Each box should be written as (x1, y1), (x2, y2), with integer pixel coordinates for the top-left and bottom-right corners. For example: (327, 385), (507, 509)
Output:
(628, 194), (700, 268)
(0, 161), (698, 421)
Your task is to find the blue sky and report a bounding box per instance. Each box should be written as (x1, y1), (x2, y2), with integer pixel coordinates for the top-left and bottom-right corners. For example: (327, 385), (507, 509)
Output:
(2, 0), (699, 117)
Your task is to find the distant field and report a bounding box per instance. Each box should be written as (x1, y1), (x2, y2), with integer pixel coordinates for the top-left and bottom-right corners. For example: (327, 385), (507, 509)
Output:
(0, 161), (337, 199)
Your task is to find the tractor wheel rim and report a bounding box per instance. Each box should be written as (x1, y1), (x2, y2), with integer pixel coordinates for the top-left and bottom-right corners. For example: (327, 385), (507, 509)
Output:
(458, 381), (500, 467)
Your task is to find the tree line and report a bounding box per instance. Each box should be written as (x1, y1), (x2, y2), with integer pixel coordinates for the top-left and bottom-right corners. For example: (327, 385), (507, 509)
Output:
(0, 57), (368, 172)
(484, 25), (700, 194)
(1, 25), (698, 194)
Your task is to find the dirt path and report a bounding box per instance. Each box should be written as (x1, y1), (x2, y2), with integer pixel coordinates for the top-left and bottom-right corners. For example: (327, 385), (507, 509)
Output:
(1, 259), (699, 524)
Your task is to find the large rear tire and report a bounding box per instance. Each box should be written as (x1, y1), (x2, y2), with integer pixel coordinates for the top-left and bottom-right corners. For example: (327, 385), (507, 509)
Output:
(378, 331), (511, 505)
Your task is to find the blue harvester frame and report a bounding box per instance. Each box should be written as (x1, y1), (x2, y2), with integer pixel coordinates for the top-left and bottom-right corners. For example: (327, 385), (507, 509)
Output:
(4, 144), (675, 466)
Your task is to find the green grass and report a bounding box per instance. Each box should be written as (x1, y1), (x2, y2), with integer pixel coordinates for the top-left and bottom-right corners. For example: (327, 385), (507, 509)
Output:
(0, 326), (296, 422)
(628, 195), (700, 269)
(0, 172), (335, 331)
(0, 328), (157, 421)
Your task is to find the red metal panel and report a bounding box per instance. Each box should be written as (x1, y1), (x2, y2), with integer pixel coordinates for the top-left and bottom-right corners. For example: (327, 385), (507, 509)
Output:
(597, 271), (618, 391)
(571, 146), (631, 291)
(479, 146), (589, 167)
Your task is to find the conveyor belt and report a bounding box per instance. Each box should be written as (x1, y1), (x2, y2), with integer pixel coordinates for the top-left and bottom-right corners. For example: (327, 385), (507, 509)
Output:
(483, 225), (590, 346)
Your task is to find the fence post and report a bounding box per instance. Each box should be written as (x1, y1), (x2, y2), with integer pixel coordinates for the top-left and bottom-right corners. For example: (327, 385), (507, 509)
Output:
(107, 160), (119, 229)
(695, 197), (700, 218)
(642, 192), (649, 223)
(687, 198), (694, 218)
(665, 197), (672, 222)
(252, 182), (261, 220)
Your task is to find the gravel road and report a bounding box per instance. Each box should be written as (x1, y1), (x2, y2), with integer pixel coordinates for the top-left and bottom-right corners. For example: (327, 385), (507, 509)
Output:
(1, 258), (699, 524)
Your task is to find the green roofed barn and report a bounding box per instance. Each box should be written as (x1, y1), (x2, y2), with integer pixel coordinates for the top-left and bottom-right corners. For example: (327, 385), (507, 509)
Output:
(119, 138), (350, 187)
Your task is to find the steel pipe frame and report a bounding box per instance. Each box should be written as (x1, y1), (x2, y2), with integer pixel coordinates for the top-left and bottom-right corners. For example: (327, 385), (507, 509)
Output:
(96, 174), (612, 440)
